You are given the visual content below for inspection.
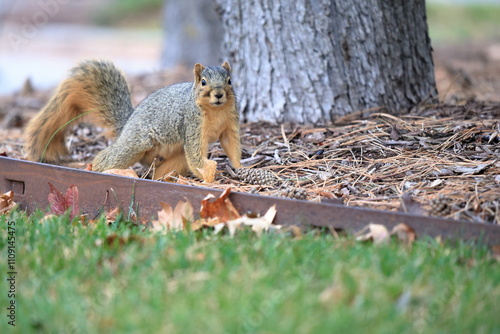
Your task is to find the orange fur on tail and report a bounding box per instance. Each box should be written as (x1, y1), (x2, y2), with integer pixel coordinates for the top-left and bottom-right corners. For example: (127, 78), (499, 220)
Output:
(24, 60), (133, 163)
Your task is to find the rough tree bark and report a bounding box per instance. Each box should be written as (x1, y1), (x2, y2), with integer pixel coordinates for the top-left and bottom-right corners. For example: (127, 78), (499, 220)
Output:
(162, 0), (223, 68)
(214, 0), (438, 124)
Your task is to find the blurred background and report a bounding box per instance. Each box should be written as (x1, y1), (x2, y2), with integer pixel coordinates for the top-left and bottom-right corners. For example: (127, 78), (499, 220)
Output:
(0, 0), (499, 98)
(0, 0), (163, 95)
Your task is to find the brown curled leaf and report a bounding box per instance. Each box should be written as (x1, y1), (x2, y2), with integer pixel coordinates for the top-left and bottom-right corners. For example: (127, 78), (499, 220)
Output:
(0, 190), (16, 215)
(200, 188), (240, 223)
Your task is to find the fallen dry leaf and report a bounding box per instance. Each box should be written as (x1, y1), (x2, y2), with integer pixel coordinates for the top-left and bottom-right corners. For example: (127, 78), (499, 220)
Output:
(226, 219), (241, 237)
(65, 185), (79, 221)
(357, 223), (417, 246)
(391, 223), (417, 246)
(244, 204), (277, 236)
(225, 205), (277, 237)
(48, 183), (79, 220)
(213, 223), (225, 234)
(356, 223), (390, 244)
(152, 199), (194, 233)
(0, 190), (16, 214)
(191, 217), (221, 231)
(39, 213), (58, 224)
(105, 206), (122, 224)
(152, 202), (174, 232)
(200, 188), (240, 223)
(152, 188), (279, 237)
(48, 183), (67, 216)
(283, 225), (304, 239)
(102, 169), (139, 178)
(196, 158), (217, 183)
(173, 198), (194, 225)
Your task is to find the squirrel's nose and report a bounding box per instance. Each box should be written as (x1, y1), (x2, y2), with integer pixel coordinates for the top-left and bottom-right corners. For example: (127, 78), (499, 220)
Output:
(214, 92), (224, 99)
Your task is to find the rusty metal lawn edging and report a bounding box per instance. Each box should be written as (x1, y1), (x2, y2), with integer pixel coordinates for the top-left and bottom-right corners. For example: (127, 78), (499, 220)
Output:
(1, 156), (499, 245)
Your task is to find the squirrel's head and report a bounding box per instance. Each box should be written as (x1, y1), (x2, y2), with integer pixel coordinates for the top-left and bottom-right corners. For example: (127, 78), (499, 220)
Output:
(193, 62), (234, 108)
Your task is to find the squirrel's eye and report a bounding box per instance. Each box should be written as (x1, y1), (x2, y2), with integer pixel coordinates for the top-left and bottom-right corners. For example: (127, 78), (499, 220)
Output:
(201, 79), (207, 86)
(227, 77), (232, 85)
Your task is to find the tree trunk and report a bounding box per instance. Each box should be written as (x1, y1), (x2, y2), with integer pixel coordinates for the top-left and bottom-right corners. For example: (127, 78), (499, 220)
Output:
(162, 0), (223, 68)
(214, 0), (438, 124)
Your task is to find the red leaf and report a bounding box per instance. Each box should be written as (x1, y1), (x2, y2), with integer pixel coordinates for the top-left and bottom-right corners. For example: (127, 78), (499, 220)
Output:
(48, 182), (67, 216)
(200, 188), (240, 223)
(64, 185), (79, 220)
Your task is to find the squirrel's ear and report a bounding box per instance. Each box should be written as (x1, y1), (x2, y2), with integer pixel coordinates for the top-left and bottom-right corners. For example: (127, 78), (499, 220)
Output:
(194, 63), (205, 84)
(221, 61), (231, 74)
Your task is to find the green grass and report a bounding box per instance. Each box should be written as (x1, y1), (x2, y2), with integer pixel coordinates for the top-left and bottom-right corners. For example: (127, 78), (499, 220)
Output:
(92, 0), (163, 27)
(1, 209), (499, 333)
(427, 3), (500, 44)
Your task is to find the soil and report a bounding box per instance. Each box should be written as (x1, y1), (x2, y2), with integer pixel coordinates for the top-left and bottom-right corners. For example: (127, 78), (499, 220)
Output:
(1, 42), (499, 225)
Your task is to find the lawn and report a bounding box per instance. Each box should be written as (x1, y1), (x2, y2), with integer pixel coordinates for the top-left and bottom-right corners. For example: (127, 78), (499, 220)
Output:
(427, 2), (500, 44)
(1, 210), (499, 333)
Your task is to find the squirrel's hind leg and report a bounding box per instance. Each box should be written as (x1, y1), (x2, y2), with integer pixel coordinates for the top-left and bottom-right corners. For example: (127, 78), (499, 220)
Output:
(92, 133), (152, 172)
(141, 143), (189, 180)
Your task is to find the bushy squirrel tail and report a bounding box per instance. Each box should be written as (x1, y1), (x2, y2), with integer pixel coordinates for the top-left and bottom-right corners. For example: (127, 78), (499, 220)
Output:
(24, 60), (134, 163)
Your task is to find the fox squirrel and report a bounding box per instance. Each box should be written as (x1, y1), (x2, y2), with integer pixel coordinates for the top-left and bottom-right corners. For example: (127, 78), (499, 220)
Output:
(24, 60), (241, 182)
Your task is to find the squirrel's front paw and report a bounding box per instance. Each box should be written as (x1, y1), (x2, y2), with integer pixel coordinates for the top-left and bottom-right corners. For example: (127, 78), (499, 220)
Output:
(197, 158), (217, 183)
